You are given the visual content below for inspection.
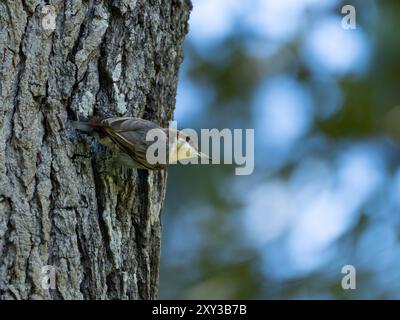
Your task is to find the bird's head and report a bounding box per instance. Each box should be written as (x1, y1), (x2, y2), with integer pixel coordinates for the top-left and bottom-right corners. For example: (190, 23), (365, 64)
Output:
(167, 129), (209, 163)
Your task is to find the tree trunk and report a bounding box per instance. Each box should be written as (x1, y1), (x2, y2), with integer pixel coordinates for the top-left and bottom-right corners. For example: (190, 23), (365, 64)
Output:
(0, 0), (191, 300)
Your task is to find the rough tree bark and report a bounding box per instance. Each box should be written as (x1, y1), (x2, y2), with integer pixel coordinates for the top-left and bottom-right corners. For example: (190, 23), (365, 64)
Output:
(0, 0), (191, 299)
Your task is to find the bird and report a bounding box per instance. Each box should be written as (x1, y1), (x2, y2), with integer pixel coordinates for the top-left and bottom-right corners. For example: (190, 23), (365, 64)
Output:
(73, 116), (208, 170)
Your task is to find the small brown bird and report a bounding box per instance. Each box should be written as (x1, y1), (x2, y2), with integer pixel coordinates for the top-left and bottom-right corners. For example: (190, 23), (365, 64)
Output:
(73, 116), (207, 170)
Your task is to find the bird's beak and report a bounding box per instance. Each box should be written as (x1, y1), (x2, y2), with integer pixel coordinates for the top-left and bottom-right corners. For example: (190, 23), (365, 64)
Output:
(198, 151), (210, 161)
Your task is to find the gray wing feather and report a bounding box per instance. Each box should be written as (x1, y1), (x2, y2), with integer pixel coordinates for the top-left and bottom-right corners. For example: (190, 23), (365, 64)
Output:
(101, 117), (167, 169)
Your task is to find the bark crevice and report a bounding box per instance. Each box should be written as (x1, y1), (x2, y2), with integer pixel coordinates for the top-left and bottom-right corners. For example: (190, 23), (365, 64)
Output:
(0, 0), (191, 300)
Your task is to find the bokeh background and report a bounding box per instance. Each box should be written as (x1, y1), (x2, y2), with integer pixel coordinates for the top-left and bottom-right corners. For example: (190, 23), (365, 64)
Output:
(159, 0), (400, 299)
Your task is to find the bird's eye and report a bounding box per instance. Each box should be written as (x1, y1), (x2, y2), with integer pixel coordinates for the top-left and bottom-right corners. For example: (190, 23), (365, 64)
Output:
(185, 136), (190, 142)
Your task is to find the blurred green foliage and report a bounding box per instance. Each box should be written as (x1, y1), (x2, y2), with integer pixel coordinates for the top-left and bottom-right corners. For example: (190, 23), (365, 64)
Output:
(160, 0), (400, 299)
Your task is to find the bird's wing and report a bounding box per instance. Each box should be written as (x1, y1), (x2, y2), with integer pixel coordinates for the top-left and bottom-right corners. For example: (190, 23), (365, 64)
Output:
(101, 117), (166, 169)
(102, 117), (160, 133)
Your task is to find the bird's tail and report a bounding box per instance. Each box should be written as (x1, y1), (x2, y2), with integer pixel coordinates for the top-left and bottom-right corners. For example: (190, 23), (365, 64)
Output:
(72, 121), (95, 133)
(72, 117), (103, 133)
